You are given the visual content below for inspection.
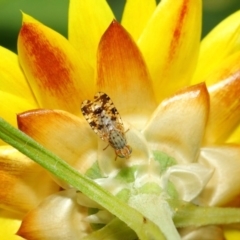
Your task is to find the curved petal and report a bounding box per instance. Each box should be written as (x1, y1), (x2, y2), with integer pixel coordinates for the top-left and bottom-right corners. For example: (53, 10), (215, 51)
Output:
(17, 109), (97, 188)
(0, 210), (23, 240)
(143, 83), (209, 164)
(0, 46), (37, 106)
(161, 163), (213, 202)
(17, 189), (91, 240)
(180, 226), (224, 240)
(0, 145), (59, 214)
(198, 145), (240, 206)
(138, 0), (201, 102)
(18, 13), (92, 116)
(97, 21), (157, 128)
(121, 0), (156, 41)
(203, 52), (240, 145)
(68, 0), (114, 71)
(193, 10), (240, 83)
(0, 91), (36, 129)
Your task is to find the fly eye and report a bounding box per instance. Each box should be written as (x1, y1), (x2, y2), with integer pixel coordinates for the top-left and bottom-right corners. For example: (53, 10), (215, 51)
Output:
(116, 146), (132, 159)
(117, 153), (125, 158)
(127, 145), (132, 154)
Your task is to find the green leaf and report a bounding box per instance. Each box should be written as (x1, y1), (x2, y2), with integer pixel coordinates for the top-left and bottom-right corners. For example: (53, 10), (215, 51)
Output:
(115, 166), (138, 183)
(153, 151), (177, 174)
(85, 161), (103, 179)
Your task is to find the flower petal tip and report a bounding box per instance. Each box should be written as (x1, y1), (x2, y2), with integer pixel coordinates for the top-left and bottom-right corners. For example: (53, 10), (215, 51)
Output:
(97, 20), (156, 128)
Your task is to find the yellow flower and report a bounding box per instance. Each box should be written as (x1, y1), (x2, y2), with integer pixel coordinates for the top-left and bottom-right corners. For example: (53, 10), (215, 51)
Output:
(0, 0), (240, 239)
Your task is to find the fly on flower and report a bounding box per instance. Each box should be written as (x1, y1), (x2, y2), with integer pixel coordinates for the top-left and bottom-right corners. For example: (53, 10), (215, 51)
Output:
(81, 92), (132, 159)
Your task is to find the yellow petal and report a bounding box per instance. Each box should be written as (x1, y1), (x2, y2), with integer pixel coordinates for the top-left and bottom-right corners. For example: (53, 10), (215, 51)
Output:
(0, 46), (37, 107)
(0, 91), (36, 128)
(18, 190), (91, 240)
(68, 0), (114, 70)
(199, 145), (240, 206)
(17, 109), (97, 188)
(192, 10), (240, 84)
(121, 0), (156, 41)
(224, 228), (240, 240)
(138, 0), (201, 102)
(143, 83), (209, 164)
(228, 124), (240, 144)
(203, 52), (240, 144)
(97, 21), (157, 128)
(0, 210), (23, 240)
(18, 13), (92, 116)
(0, 145), (59, 214)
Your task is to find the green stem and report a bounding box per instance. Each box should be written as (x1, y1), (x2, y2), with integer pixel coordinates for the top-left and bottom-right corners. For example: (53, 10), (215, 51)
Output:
(170, 199), (240, 227)
(0, 117), (165, 240)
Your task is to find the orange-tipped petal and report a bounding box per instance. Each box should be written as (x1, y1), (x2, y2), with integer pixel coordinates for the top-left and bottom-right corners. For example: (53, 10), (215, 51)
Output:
(138, 0), (201, 102)
(97, 21), (156, 128)
(0, 145), (59, 215)
(68, 0), (114, 69)
(17, 189), (91, 239)
(121, 0), (156, 41)
(199, 145), (240, 206)
(18, 13), (92, 116)
(143, 83), (209, 164)
(0, 210), (23, 240)
(192, 10), (240, 84)
(203, 52), (240, 145)
(17, 109), (96, 188)
(0, 46), (36, 106)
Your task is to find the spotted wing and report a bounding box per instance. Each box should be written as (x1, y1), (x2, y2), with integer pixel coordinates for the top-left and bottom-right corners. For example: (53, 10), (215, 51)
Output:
(94, 92), (124, 131)
(81, 99), (103, 136)
(81, 92), (124, 139)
